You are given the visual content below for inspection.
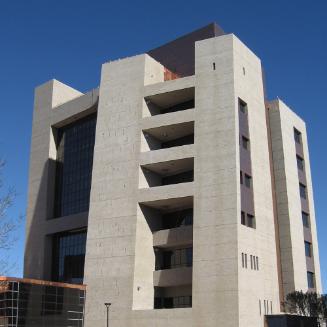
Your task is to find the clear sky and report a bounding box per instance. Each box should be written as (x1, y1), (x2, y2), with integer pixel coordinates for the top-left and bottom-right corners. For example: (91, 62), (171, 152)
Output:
(0, 0), (326, 290)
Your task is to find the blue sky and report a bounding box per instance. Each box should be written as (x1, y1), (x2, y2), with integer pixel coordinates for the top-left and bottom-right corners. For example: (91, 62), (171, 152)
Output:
(0, 0), (326, 290)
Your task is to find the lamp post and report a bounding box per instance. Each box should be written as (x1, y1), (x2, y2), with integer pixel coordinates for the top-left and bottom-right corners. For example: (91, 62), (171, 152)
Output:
(104, 302), (111, 327)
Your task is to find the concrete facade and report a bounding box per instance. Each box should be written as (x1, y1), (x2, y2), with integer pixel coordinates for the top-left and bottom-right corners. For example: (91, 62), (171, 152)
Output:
(24, 24), (322, 327)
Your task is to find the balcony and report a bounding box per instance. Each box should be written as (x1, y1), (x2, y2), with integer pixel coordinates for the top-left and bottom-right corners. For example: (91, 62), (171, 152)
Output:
(139, 157), (194, 189)
(153, 267), (192, 287)
(143, 86), (195, 117)
(153, 226), (193, 248)
(142, 119), (194, 151)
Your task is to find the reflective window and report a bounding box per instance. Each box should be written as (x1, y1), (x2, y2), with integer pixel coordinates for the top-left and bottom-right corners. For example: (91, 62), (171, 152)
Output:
(294, 128), (302, 144)
(297, 155), (304, 171)
(0, 280), (85, 327)
(307, 272), (315, 289)
(162, 209), (193, 230)
(302, 212), (310, 228)
(299, 183), (307, 199)
(239, 99), (247, 114)
(155, 247), (193, 270)
(52, 230), (87, 284)
(54, 114), (96, 217)
(154, 295), (192, 309)
(244, 174), (252, 188)
(242, 135), (250, 150)
(305, 241), (312, 257)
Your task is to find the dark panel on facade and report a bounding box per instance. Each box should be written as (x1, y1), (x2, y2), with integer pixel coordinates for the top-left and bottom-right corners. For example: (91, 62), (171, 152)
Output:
(266, 314), (318, 327)
(54, 114), (96, 218)
(147, 23), (225, 77)
(52, 229), (87, 284)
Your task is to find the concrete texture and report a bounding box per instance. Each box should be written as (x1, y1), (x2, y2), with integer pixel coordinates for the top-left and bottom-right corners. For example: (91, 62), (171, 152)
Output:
(25, 26), (322, 327)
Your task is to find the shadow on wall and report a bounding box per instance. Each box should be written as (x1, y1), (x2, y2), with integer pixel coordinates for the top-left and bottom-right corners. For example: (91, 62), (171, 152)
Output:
(24, 159), (56, 281)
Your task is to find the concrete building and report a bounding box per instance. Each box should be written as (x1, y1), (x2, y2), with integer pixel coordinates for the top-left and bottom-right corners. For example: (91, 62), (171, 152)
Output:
(24, 23), (322, 327)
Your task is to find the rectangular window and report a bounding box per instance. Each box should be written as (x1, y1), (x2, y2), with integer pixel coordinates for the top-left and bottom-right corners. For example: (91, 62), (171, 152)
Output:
(242, 253), (244, 268)
(54, 114), (97, 218)
(241, 211), (246, 225)
(305, 241), (312, 257)
(247, 214), (255, 228)
(244, 254), (247, 268)
(299, 183), (307, 199)
(244, 174), (252, 188)
(294, 128), (302, 144)
(307, 272), (315, 289)
(297, 155), (304, 171)
(250, 255), (253, 269)
(240, 171), (243, 184)
(242, 136), (250, 150)
(302, 212), (310, 228)
(256, 256), (259, 270)
(239, 99), (247, 114)
(52, 230), (87, 284)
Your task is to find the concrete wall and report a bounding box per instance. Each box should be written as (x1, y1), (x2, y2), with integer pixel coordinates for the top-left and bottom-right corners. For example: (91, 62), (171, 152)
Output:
(24, 80), (97, 280)
(268, 99), (322, 296)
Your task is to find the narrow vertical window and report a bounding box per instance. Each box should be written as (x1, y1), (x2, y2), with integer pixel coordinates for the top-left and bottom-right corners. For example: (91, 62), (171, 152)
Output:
(299, 183), (307, 199)
(297, 155), (304, 171)
(241, 211), (246, 225)
(250, 255), (253, 269)
(245, 254), (247, 268)
(240, 171), (243, 184)
(242, 253), (244, 268)
(294, 128), (302, 144)
(239, 99), (247, 114)
(259, 300), (261, 316)
(213, 62), (216, 70)
(302, 212), (310, 228)
(256, 256), (259, 270)
(305, 241), (312, 257)
(244, 174), (252, 188)
(270, 301), (273, 314)
(264, 300), (266, 314)
(307, 272), (315, 288)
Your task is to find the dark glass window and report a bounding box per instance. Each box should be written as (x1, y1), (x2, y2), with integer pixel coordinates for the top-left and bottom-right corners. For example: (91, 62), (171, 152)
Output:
(241, 211), (246, 225)
(155, 247), (193, 270)
(239, 99), (247, 114)
(54, 114), (96, 217)
(247, 214), (255, 228)
(294, 128), (302, 144)
(307, 272), (315, 289)
(250, 255), (253, 269)
(297, 155), (304, 171)
(162, 170), (194, 185)
(256, 256), (259, 270)
(244, 174), (252, 188)
(305, 241), (312, 257)
(53, 230), (87, 284)
(162, 134), (194, 148)
(154, 295), (192, 309)
(302, 212), (310, 228)
(299, 183), (307, 199)
(162, 209), (193, 230)
(240, 171), (243, 184)
(242, 135), (250, 150)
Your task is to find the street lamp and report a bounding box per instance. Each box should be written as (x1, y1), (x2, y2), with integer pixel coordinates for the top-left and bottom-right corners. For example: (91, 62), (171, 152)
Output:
(104, 302), (111, 327)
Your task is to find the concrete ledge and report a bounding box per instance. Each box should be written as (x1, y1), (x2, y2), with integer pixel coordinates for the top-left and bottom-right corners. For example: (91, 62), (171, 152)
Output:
(144, 76), (195, 98)
(45, 212), (88, 235)
(153, 226), (193, 248)
(51, 88), (99, 127)
(138, 182), (194, 204)
(141, 109), (195, 130)
(153, 267), (192, 287)
(140, 146), (194, 168)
